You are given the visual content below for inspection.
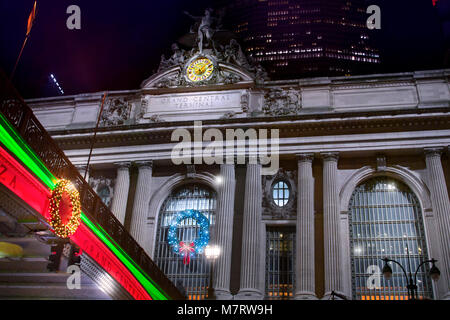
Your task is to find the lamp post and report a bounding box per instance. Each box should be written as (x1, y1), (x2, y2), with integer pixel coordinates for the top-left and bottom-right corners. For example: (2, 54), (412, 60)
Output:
(381, 247), (440, 300)
(205, 245), (220, 300)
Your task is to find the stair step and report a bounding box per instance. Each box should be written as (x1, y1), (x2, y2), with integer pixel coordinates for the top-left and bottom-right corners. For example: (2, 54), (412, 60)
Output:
(0, 237), (50, 257)
(0, 257), (49, 272)
(0, 283), (111, 299)
(0, 272), (94, 284)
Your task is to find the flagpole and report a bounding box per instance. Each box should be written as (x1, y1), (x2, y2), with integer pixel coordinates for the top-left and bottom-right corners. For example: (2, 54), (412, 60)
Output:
(10, 35), (29, 81)
(84, 91), (108, 180)
(10, 1), (37, 82)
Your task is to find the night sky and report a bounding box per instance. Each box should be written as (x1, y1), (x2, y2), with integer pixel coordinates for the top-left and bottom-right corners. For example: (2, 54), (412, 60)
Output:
(0, 0), (447, 98)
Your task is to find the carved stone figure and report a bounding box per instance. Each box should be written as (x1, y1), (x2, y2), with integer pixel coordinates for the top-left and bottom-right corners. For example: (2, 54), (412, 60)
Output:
(254, 64), (269, 85)
(240, 92), (249, 113)
(224, 39), (250, 68)
(263, 88), (302, 116)
(158, 44), (187, 72)
(101, 98), (130, 126)
(184, 8), (217, 53)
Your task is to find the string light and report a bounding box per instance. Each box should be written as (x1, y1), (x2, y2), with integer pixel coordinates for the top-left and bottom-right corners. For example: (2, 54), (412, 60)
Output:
(167, 209), (210, 264)
(48, 179), (81, 238)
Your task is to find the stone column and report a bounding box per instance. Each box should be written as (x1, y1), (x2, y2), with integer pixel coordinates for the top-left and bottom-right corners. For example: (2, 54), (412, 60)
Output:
(321, 152), (344, 299)
(130, 161), (153, 246)
(295, 153), (317, 299)
(425, 148), (450, 298)
(110, 162), (131, 225)
(236, 161), (263, 300)
(212, 164), (236, 300)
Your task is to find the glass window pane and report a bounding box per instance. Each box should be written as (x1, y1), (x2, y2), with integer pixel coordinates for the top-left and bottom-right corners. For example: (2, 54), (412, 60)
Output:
(349, 177), (433, 301)
(154, 184), (216, 300)
(272, 181), (290, 207)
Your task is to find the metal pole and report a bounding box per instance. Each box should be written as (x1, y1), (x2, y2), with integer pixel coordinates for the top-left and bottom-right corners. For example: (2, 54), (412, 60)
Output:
(84, 92), (107, 180)
(10, 36), (29, 81)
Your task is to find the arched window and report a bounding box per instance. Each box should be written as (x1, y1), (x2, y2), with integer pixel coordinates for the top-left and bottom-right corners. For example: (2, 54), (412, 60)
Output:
(349, 177), (433, 300)
(154, 184), (216, 300)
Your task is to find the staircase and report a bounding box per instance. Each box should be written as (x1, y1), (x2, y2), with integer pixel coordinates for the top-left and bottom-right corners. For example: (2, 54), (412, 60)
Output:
(0, 236), (111, 300)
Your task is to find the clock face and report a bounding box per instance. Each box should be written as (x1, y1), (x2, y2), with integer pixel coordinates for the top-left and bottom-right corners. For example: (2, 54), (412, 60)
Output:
(186, 57), (214, 82)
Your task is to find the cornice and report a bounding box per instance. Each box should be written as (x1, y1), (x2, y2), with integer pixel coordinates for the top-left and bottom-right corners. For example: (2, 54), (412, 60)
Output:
(51, 107), (450, 149)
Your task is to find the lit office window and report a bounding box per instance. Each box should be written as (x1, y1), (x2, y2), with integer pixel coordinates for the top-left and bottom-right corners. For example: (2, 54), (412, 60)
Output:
(349, 177), (433, 300)
(154, 184), (216, 300)
(265, 226), (295, 300)
(272, 181), (290, 207)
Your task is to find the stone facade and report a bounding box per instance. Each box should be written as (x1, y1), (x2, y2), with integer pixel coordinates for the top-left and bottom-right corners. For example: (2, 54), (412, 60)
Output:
(26, 67), (450, 300)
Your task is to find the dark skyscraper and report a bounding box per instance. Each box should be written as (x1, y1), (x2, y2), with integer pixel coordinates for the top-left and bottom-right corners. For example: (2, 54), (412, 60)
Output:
(225, 0), (381, 79)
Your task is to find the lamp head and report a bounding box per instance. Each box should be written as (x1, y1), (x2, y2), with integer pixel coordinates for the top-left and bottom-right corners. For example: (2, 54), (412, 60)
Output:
(429, 259), (440, 282)
(382, 258), (393, 280)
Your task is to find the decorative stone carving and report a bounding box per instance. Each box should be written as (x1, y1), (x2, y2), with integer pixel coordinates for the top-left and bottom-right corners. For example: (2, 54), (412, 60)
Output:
(217, 70), (241, 85)
(223, 39), (251, 69)
(240, 91), (249, 113)
(157, 44), (188, 73)
(376, 154), (387, 171)
(89, 177), (115, 207)
(262, 168), (297, 219)
(136, 98), (148, 120)
(263, 88), (302, 116)
(221, 111), (236, 119)
(186, 165), (196, 179)
(148, 114), (165, 123)
(154, 72), (182, 88)
(100, 98), (131, 126)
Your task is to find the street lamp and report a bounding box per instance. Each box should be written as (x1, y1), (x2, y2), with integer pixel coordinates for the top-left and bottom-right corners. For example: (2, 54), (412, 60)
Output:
(381, 253), (440, 300)
(205, 245), (221, 300)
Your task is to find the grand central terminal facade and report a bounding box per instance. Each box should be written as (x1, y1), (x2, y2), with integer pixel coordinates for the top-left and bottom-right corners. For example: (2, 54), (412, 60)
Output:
(25, 36), (450, 300)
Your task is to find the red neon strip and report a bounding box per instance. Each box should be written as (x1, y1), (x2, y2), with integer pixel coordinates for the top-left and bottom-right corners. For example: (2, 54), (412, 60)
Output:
(71, 224), (151, 300)
(0, 146), (151, 300)
(0, 145), (50, 216)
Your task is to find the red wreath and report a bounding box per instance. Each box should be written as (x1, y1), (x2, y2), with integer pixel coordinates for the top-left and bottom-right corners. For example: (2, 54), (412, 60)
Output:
(48, 180), (81, 238)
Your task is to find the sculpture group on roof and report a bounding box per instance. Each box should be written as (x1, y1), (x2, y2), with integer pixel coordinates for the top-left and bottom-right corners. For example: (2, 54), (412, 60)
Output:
(156, 8), (269, 85)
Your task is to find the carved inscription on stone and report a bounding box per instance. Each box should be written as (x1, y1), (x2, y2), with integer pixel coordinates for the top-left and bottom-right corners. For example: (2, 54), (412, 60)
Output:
(143, 92), (241, 115)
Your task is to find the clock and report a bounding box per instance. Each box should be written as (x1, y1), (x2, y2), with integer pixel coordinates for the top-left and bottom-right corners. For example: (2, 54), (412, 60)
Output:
(186, 57), (215, 82)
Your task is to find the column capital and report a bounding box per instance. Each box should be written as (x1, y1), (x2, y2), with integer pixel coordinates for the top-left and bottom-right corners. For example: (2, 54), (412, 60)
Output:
(320, 152), (339, 162)
(114, 161), (131, 169)
(296, 153), (314, 163)
(220, 163), (235, 169)
(134, 160), (153, 169)
(424, 147), (445, 158)
(245, 156), (262, 165)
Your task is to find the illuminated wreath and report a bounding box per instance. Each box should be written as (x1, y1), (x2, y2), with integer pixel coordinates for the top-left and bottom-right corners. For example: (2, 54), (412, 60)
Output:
(48, 179), (81, 238)
(167, 209), (210, 265)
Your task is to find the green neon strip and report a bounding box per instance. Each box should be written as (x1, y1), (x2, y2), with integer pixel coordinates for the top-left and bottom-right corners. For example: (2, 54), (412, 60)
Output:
(0, 114), (56, 188)
(81, 214), (168, 300)
(0, 113), (170, 300)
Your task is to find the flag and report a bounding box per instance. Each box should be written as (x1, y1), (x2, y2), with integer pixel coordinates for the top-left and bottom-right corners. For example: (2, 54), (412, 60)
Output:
(26, 1), (37, 36)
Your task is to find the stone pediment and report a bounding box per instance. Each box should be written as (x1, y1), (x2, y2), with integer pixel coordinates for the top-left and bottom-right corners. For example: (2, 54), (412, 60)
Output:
(140, 60), (255, 89)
